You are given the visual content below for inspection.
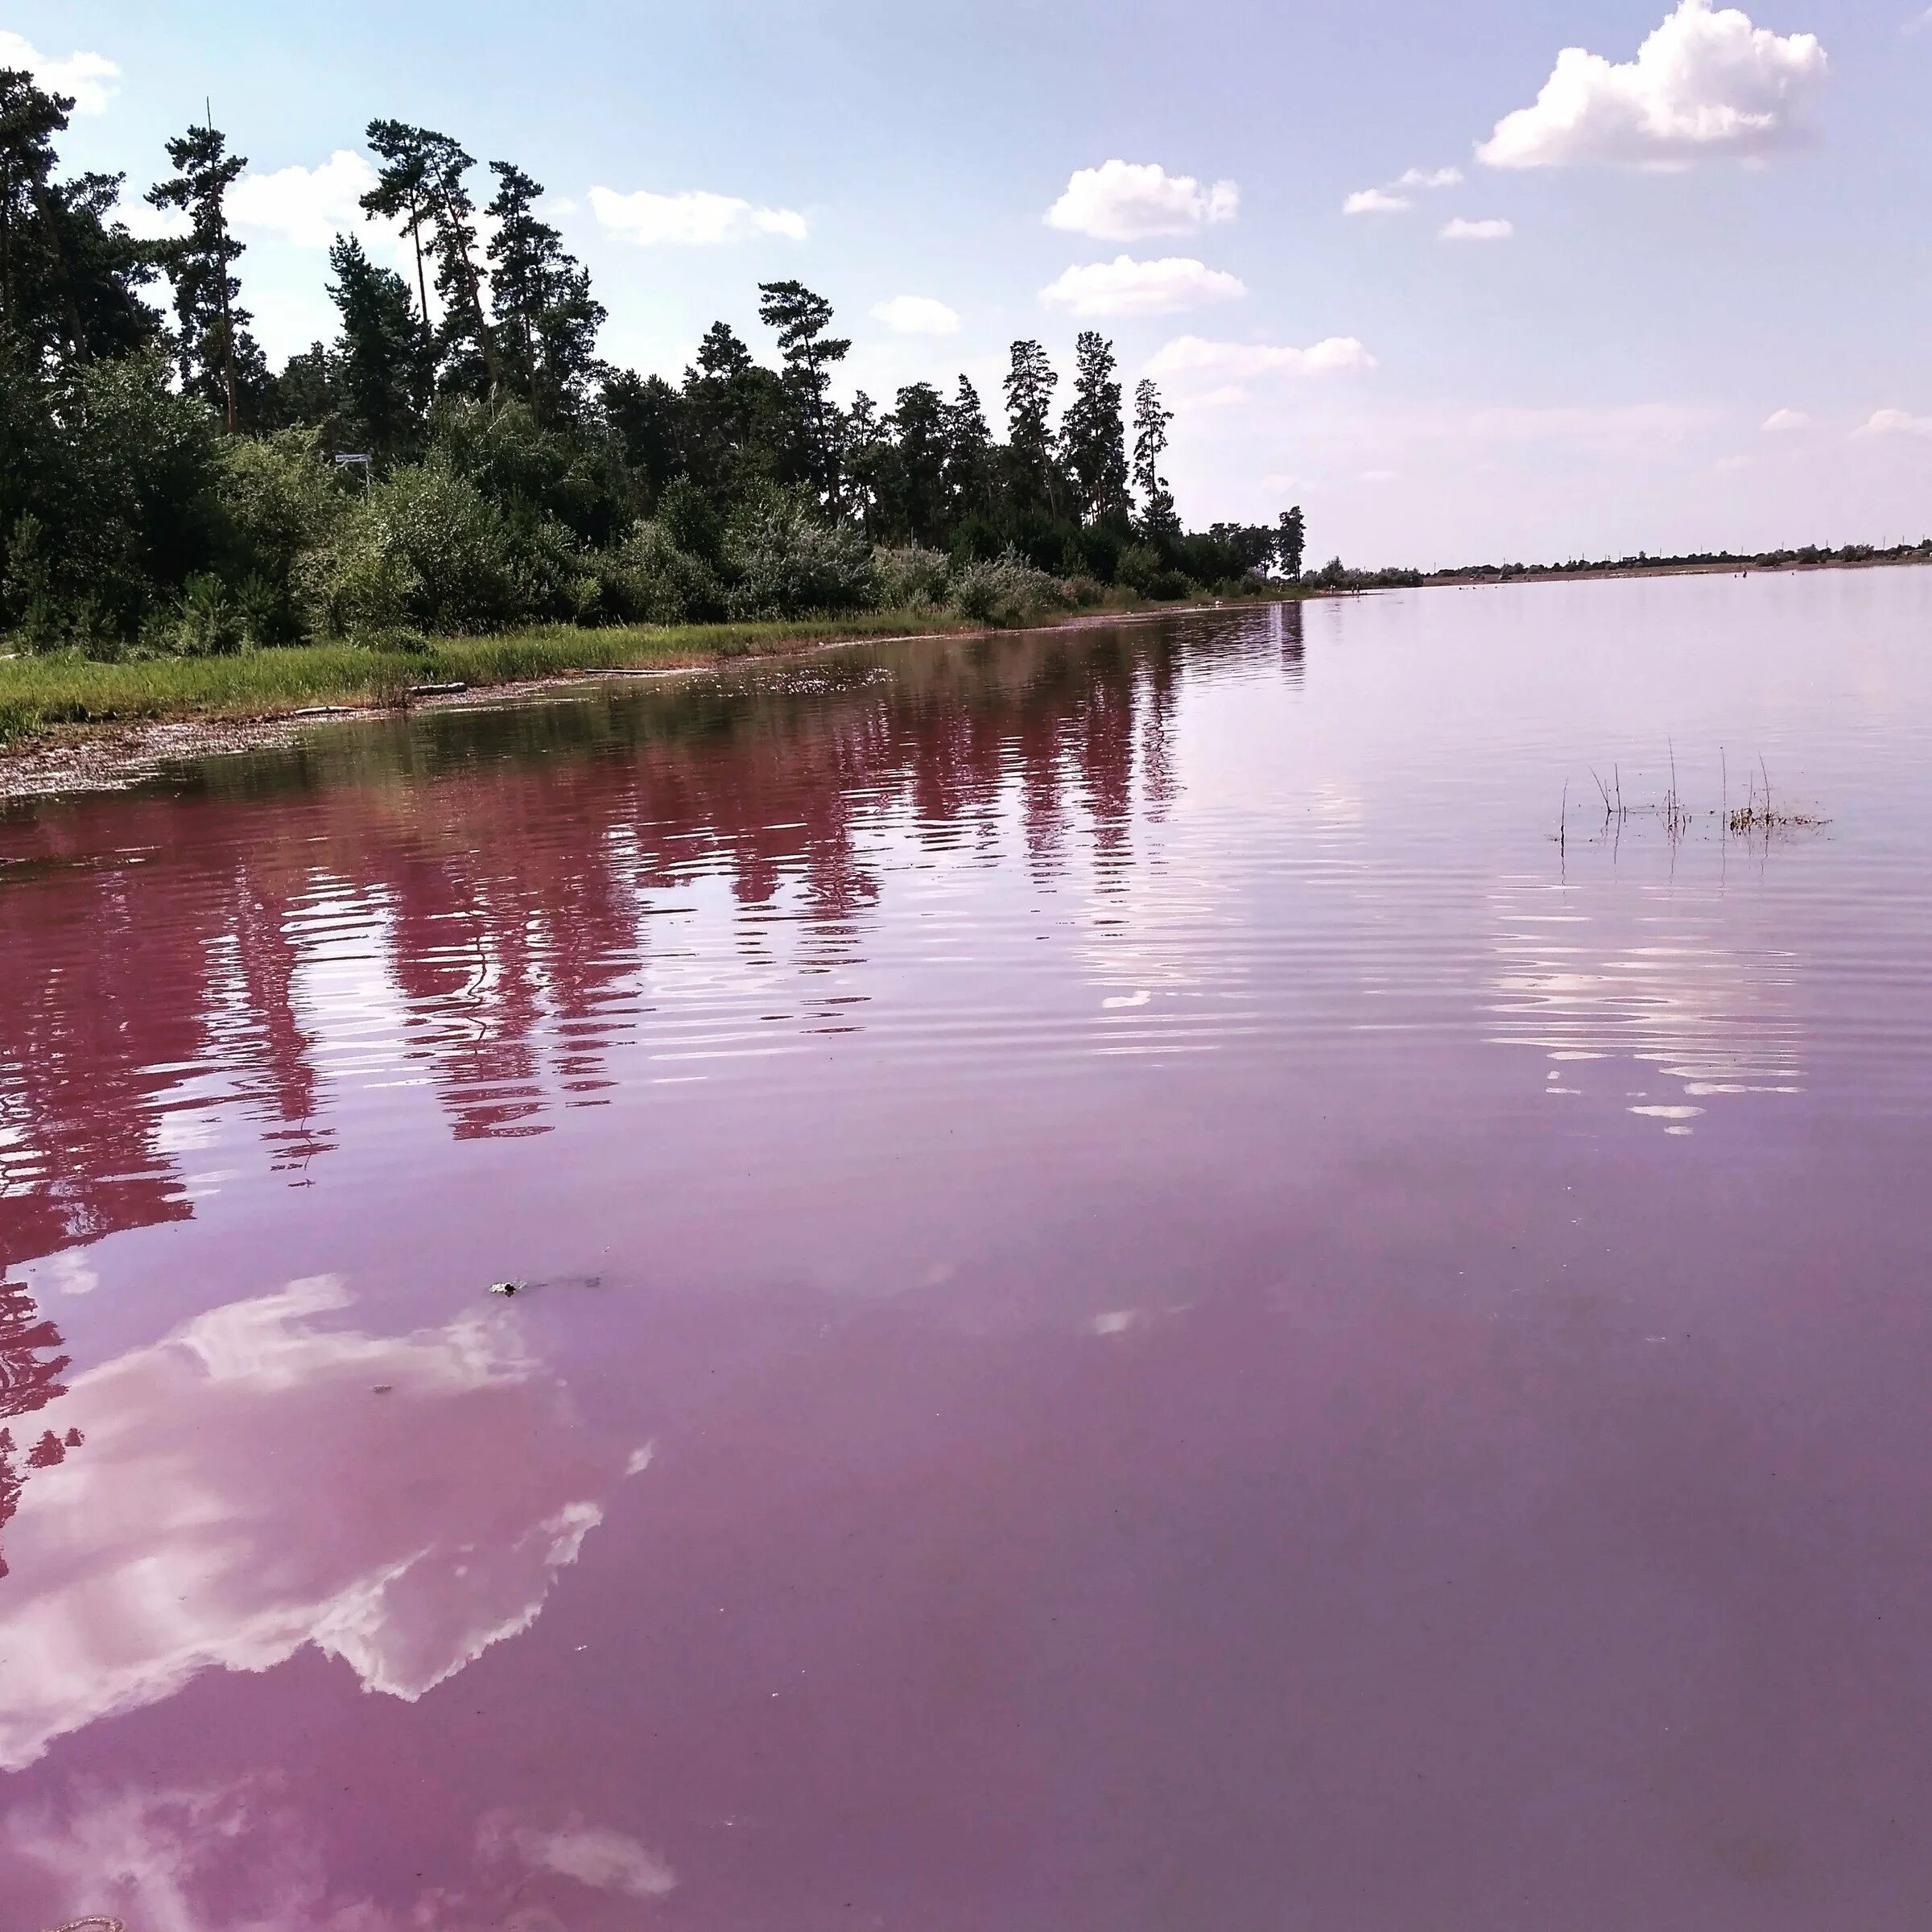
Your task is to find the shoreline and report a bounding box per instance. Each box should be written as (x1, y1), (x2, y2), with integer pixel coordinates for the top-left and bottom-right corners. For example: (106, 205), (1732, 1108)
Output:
(0, 601), (1235, 804)
(4, 553), (1924, 803)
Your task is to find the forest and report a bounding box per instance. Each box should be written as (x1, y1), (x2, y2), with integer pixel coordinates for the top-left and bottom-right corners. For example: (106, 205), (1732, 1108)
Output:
(0, 76), (1306, 660)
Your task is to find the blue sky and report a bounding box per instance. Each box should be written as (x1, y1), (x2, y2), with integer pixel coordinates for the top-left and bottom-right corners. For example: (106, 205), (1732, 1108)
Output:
(7, 0), (1929, 564)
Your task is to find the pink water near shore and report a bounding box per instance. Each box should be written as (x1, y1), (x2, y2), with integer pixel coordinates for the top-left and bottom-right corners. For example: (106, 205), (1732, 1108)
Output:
(3, 573), (1932, 1929)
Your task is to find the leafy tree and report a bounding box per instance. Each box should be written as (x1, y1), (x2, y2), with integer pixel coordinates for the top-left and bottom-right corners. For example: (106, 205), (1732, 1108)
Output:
(1276, 505), (1306, 580)
(328, 233), (427, 460)
(0, 70), (159, 363)
(485, 162), (605, 424)
(1132, 378), (1178, 537)
(1061, 331), (1129, 526)
(1002, 339), (1059, 515)
(756, 279), (850, 510)
(147, 118), (269, 431)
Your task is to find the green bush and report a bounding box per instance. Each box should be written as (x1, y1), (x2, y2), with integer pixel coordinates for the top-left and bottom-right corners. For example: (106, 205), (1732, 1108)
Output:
(597, 519), (726, 625)
(1114, 543), (1162, 594)
(173, 574), (248, 656)
(724, 492), (877, 619)
(873, 545), (952, 609)
(949, 549), (1063, 628)
(219, 430), (347, 591)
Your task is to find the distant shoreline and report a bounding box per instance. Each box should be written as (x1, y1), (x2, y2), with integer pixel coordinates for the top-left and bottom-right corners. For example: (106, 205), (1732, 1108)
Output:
(3, 558), (1922, 803)
(0, 600), (1241, 803)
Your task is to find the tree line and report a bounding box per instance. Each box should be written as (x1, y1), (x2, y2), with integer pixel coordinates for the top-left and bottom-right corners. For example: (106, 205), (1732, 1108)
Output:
(0, 75), (1307, 656)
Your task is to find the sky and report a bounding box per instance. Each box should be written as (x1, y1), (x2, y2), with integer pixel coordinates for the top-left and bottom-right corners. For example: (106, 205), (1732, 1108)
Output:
(6, 0), (1929, 567)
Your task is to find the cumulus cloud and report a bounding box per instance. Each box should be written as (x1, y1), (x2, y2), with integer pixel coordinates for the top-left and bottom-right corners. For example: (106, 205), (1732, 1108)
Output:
(0, 1277), (640, 1772)
(1145, 335), (1377, 382)
(0, 30), (119, 114)
(1477, 0), (1828, 171)
(1043, 159), (1239, 241)
(1345, 165), (1468, 215)
(1860, 408), (1932, 437)
(589, 185), (808, 246)
(870, 294), (961, 336)
(479, 1813), (678, 1901)
(1041, 255), (1245, 317)
(228, 150), (380, 249)
(1440, 217), (1515, 242)
(1344, 188), (1414, 216)
(1761, 407), (1814, 431)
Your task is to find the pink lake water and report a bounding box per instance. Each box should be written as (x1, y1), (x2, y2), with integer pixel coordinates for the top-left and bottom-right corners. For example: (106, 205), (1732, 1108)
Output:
(2, 571), (1932, 1929)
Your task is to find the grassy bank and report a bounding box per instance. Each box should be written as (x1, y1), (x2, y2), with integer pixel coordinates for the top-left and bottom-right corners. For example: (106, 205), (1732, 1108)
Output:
(0, 610), (997, 750)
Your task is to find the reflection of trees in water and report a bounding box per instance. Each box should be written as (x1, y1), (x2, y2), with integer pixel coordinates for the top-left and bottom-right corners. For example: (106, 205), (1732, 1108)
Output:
(0, 1277), (80, 1579)
(0, 618), (1249, 1267)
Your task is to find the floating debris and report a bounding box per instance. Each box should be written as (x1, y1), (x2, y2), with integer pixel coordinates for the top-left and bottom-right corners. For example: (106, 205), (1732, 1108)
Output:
(407, 681), (469, 700)
(489, 1280), (526, 1298)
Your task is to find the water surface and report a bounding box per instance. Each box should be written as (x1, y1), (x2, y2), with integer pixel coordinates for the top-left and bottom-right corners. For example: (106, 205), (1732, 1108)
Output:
(3, 572), (1931, 1929)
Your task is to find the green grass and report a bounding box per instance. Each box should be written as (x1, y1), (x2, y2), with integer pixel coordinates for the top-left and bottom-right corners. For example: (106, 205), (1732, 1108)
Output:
(0, 609), (985, 749)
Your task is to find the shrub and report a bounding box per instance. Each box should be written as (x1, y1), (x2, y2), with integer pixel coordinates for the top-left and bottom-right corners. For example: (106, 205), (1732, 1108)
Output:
(296, 461), (579, 638)
(724, 493), (877, 619)
(873, 545), (952, 609)
(1114, 543), (1162, 595)
(219, 430), (346, 590)
(949, 549), (1063, 628)
(173, 574), (247, 656)
(599, 519), (726, 625)
(1146, 568), (1193, 602)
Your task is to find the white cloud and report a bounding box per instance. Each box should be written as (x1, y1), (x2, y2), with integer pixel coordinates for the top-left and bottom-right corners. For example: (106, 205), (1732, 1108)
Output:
(1396, 166), (1466, 190)
(1441, 217), (1515, 242)
(1344, 188), (1414, 216)
(589, 185), (808, 246)
(228, 151), (380, 249)
(1043, 159), (1239, 241)
(1145, 335), (1377, 382)
(1860, 408), (1932, 437)
(1761, 407), (1814, 431)
(1041, 255), (1246, 317)
(0, 30), (119, 114)
(1477, 0), (1829, 171)
(480, 1814), (677, 1901)
(0, 1277), (641, 1772)
(870, 294), (961, 336)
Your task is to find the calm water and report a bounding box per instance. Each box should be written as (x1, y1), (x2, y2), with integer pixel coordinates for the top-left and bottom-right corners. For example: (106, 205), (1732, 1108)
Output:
(2, 571), (1932, 1929)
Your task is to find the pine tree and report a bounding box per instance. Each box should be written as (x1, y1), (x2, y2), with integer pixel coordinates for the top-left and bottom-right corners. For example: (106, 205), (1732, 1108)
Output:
(484, 162), (605, 424)
(363, 122), (498, 397)
(1132, 378), (1179, 537)
(756, 280), (851, 511)
(1002, 339), (1059, 514)
(147, 117), (267, 430)
(328, 233), (426, 460)
(0, 70), (159, 362)
(1276, 505), (1306, 580)
(360, 120), (436, 331)
(885, 382), (949, 547)
(1061, 331), (1129, 526)
(943, 376), (994, 521)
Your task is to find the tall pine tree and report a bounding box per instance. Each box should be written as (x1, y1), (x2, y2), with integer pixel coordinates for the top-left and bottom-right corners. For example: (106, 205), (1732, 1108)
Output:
(1002, 339), (1059, 515)
(1132, 378), (1178, 537)
(756, 280), (850, 511)
(147, 117), (267, 430)
(1061, 331), (1128, 526)
(485, 162), (605, 424)
(328, 233), (427, 460)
